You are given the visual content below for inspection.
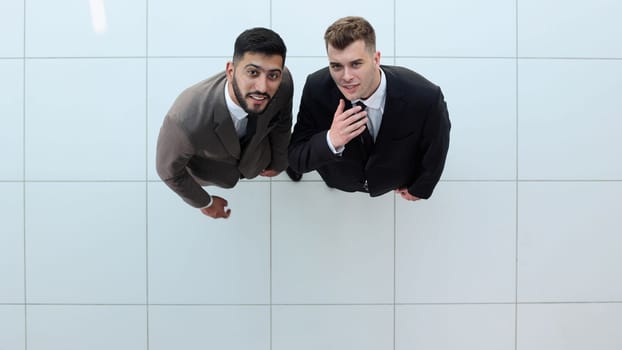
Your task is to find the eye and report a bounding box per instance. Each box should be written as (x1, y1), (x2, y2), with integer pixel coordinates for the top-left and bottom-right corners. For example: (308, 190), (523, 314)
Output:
(268, 71), (282, 80)
(247, 69), (259, 77)
(330, 64), (343, 71)
(352, 62), (362, 68)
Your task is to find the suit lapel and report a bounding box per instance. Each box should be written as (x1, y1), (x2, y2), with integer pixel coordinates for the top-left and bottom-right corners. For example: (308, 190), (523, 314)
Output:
(212, 88), (241, 159)
(374, 67), (405, 144)
(375, 95), (404, 143)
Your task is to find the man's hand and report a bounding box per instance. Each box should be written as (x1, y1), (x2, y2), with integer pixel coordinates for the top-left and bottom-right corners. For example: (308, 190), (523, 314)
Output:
(259, 169), (281, 177)
(395, 188), (421, 202)
(328, 99), (368, 149)
(199, 196), (231, 219)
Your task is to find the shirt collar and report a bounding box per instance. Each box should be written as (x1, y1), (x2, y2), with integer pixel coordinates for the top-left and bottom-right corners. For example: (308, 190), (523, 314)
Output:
(224, 81), (248, 121)
(353, 68), (386, 111)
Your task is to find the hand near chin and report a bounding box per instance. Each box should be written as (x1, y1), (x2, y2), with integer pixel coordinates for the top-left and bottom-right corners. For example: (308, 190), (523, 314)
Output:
(328, 99), (368, 149)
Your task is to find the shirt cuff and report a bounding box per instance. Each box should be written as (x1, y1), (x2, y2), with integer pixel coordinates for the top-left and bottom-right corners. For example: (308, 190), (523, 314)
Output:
(199, 196), (213, 209)
(326, 131), (345, 155)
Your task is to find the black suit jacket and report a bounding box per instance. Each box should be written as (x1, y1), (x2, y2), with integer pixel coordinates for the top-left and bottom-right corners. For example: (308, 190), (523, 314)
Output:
(288, 65), (450, 199)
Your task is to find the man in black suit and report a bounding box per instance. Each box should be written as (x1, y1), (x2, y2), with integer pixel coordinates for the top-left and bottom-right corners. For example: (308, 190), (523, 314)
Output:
(287, 16), (450, 201)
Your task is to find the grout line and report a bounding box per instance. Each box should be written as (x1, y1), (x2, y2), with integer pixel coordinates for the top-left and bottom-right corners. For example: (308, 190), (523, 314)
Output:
(393, 2), (397, 348)
(7, 56), (622, 61)
(8, 56), (622, 60)
(269, 178), (274, 350)
(393, 192), (397, 350)
(23, 1), (28, 350)
(145, 1), (150, 349)
(270, 182), (273, 350)
(12, 301), (622, 307)
(515, 2), (520, 350)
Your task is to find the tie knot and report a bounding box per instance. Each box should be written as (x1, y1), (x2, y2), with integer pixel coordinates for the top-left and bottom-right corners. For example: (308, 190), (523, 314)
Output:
(354, 101), (367, 110)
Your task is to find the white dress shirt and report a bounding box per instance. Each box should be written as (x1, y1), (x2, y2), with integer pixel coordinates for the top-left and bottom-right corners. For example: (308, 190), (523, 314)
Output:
(224, 81), (250, 138)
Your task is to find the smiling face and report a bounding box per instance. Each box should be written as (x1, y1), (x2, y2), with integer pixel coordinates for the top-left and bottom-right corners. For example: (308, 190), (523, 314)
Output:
(327, 39), (381, 101)
(226, 52), (284, 114)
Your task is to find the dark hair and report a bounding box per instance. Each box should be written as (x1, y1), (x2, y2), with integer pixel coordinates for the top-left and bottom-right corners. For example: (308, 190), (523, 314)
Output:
(324, 16), (376, 52)
(233, 27), (287, 65)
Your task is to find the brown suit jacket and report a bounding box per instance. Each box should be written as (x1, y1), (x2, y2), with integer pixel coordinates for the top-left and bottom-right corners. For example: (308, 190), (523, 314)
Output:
(156, 69), (293, 207)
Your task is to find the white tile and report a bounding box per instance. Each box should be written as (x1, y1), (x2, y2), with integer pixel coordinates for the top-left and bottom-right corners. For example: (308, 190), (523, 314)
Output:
(25, 59), (146, 181)
(396, 182), (516, 303)
(272, 182), (394, 304)
(148, 181), (270, 304)
(0, 305), (25, 350)
(273, 305), (393, 350)
(396, 0), (516, 57)
(0, 60), (24, 180)
(396, 304), (515, 350)
(25, 183), (146, 304)
(397, 58), (516, 180)
(25, 0), (146, 57)
(0, 183), (24, 303)
(149, 306), (269, 350)
(0, 0), (24, 57)
(519, 0), (622, 58)
(272, 1), (395, 56)
(27, 305), (146, 350)
(148, 0), (269, 56)
(148, 58), (229, 181)
(518, 59), (622, 180)
(518, 303), (622, 350)
(518, 182), (622, 302)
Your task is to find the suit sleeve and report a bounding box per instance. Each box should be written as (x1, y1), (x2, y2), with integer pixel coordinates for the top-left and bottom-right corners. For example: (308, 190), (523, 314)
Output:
(288, 79), (342, 173)
(156, 115), (212, 208)
(266, 72), (294, 172)
(408, 89), (451, 199)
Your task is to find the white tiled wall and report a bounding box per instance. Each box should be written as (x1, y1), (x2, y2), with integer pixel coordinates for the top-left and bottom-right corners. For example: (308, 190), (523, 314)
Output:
(2, 0), (621, 349)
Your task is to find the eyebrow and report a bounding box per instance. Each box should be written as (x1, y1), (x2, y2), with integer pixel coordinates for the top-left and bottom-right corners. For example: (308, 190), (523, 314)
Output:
(244, 64), (282, 73)
(329, 59), (364, 66)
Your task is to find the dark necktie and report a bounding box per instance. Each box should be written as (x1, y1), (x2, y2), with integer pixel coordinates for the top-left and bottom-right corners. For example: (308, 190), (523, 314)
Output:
(240, 113), (257, 148)
(355, 101), (374, 154)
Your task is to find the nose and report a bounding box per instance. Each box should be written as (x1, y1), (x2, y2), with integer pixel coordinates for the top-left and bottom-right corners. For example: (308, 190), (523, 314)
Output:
(254, 76), (268, 92)
(343, 66), (354, 81)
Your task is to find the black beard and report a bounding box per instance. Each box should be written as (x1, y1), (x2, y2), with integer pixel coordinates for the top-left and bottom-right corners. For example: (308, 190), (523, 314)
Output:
(231, 73), (271, 114)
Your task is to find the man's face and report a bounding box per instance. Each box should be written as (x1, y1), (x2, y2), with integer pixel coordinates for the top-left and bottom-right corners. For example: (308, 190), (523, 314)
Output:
(327, 39), (381, 101)
(226, 52), (284, 114)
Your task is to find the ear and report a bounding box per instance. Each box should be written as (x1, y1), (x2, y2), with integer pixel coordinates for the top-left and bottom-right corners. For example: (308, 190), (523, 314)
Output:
(373, 51), (381, 67)
(225, 61), (234, 81)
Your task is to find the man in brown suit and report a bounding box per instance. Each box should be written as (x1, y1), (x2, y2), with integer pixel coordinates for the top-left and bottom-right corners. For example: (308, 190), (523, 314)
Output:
(156, 28), (293, 219)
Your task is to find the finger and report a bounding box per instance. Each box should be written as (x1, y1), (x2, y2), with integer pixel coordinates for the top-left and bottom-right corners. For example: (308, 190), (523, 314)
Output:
(224, 209), (231, 218)
(341, 109), (365, 124)
(345, 117), (368, 136)
(334, 100), (350, 122)
(347, 124), (367, 139)
(346, 105), (365, 116)
(334, 99), (345, 117)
